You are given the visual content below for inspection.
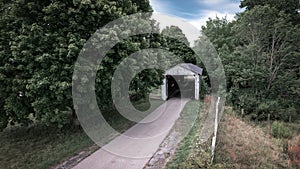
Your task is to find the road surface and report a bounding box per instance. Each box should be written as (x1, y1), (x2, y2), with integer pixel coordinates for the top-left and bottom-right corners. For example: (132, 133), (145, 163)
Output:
(73, 98), (189, 169)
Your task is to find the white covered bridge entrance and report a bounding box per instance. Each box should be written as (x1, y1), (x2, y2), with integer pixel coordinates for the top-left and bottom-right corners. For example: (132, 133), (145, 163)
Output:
(161, 63), (203, 101)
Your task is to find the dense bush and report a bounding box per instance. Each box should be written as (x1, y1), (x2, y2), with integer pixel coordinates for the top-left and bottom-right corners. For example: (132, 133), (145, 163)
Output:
(271, 121), (293, 139)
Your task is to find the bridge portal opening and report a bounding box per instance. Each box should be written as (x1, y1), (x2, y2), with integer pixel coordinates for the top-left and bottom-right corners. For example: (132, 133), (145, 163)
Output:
(161, 63), (202, 101)
(166, 75), (196, 100)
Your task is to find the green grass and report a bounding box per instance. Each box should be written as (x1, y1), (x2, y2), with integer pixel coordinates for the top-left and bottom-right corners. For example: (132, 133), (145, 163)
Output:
(0, 125), (94, 169)
(165, 119), (200, 168)
(165, 101), (202, 169)
(0, 98), (164, 169)
(165, 102), (233, 169)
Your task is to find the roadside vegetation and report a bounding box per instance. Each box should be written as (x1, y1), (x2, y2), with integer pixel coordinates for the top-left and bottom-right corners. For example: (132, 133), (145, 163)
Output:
(215, 108), (300, 169)
(0, 124), (94, 169)
(166, 107), (300, 169)
(165, 97), (232, 169)
(201, 1), (300, 122)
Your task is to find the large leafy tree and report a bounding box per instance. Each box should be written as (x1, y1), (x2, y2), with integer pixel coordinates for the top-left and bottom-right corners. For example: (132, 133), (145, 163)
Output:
(201, 17), (237, 90)
(232, 5), (299, 120)
(161, 26), (196, 64)
(201, 5), (299, 120)
(0, 0), (157, 130)
(95, 23), (164, 108)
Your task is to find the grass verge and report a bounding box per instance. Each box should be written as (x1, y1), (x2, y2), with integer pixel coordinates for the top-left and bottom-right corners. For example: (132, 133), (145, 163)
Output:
(214, 108), (296, 169)
(0, 125), (94, 169)
(165, 100), (231, 169)
(165, 105), (300, 169)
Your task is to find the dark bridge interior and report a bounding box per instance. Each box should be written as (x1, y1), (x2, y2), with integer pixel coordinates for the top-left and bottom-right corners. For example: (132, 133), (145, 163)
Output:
(166, 75), (195, 100)
(167, 75), (181, 99)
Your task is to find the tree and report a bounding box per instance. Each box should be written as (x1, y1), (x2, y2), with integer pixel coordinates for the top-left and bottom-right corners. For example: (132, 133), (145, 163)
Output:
(0, 0), (157, 130)
(230, 6), (299, 120)
(201, 5), (299, 121)
(161, 26), (196, 64)
(240, 0), (300, 25)
(201, 17), (237, 91)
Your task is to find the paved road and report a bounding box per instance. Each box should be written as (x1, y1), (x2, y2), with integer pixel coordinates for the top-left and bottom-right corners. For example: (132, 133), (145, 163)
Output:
(73, 98), (189, 169)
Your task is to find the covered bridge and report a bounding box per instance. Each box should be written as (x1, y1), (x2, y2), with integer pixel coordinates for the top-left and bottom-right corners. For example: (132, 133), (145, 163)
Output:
(161, 63), (203, 101)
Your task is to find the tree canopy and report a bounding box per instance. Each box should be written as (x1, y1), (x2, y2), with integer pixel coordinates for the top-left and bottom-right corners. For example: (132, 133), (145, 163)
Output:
(240, 0), (300, 24)
(0, 0), (199, 130)
(0, 0), (157, 129)
(202, 2), (300, 121)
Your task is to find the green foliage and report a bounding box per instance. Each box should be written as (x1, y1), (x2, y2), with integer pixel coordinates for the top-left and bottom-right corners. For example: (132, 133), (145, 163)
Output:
(0, 0), (197, 130)
(271, 121), (293, 139)
(201, 4), (300, 121)
(200, 17), (236, 95)
(0, 0), (158, 129)
(161, 26), (196, 64)
(193, 35), (226, 96)
(233, 5), (299, 120)
(240, 0), (300, 25)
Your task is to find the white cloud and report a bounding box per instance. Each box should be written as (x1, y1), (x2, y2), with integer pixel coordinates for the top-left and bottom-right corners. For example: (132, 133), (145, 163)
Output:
(149, 0), (243, 31)
(187, 10), (236, 30)
(198, 0), (241, 12)
(151, 13), (201, 46)
(149, 0), (171, 14)
(200, 0), (228, 6)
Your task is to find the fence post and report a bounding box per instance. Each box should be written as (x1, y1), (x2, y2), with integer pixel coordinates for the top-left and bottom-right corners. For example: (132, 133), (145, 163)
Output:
(211, 96), (220, 163)
(268, 114), (271, 137)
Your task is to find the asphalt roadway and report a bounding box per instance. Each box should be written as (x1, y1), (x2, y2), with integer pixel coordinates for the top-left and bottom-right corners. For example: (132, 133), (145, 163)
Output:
(73, 98), (189, 169)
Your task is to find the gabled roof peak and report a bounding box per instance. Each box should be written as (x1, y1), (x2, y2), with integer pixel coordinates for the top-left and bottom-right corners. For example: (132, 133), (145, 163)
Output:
(178, 63), (203, 75)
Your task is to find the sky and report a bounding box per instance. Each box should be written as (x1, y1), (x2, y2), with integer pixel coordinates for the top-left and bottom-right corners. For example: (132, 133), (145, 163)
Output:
(149, 0), (244, 30)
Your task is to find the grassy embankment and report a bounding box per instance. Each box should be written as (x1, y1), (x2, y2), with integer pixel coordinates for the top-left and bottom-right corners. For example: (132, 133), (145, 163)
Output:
(166, 106), (300, 168)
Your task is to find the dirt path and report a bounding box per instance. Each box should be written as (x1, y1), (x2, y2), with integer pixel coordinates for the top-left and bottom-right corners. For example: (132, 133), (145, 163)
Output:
(72, 98), (189, 169)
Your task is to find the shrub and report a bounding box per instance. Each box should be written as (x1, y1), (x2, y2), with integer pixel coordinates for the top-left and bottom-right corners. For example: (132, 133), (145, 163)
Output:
(271, 121), (293, 139)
